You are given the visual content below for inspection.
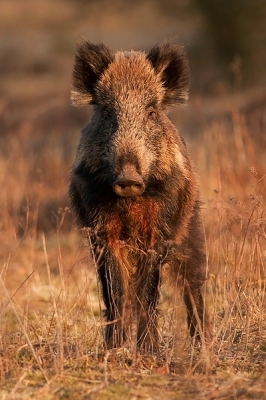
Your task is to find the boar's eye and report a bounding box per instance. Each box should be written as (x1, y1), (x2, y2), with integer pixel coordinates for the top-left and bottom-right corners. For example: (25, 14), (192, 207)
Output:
(146, 107), (157, 121)
(102, 108), (113, 120)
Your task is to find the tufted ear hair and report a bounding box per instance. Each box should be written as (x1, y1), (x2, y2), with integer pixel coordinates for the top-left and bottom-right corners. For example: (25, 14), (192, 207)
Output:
(147, 41), (189, 107)
(71, 41), (114, 106)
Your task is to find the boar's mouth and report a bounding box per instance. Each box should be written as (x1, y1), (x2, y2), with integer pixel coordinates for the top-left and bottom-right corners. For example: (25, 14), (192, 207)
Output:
(112, 165), (145, 197)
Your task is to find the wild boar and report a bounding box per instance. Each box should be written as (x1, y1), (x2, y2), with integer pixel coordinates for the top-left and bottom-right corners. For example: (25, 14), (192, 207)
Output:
(69, 41), (209, 352)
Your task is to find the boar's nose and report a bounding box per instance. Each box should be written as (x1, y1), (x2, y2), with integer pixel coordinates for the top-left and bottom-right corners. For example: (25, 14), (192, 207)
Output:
(113, 167), (145, 197)
(113, 179), (145, 197)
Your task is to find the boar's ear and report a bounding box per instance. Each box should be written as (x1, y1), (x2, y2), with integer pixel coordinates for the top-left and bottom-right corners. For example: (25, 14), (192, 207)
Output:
(147, 42), (189, 106)
(71, 41), (114, 106)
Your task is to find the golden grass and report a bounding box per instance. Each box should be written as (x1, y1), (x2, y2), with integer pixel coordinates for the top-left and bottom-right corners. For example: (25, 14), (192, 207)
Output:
(0, 95), (265, 399)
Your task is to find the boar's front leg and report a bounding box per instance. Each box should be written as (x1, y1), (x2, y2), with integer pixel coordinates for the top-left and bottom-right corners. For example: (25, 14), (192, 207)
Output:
(136, 256), (161, 353)
(97, 250), (126, 348)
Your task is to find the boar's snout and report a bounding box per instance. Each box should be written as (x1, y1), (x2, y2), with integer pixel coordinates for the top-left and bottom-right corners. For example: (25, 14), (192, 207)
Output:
(113, 179), (145, 197)
(113, 165), (145, 197)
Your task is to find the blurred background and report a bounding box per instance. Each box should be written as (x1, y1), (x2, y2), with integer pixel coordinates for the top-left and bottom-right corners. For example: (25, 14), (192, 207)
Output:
(0, 2), (266, 374)
(0, 0), (265, 242)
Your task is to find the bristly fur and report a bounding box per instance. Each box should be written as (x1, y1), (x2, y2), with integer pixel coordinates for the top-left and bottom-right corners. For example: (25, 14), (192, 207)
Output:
(69, 40), (210, 352)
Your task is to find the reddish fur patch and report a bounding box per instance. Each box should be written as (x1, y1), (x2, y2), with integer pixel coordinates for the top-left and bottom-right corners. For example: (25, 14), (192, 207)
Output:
(105, 210), (123, 262)
(106, 198), (160, 254)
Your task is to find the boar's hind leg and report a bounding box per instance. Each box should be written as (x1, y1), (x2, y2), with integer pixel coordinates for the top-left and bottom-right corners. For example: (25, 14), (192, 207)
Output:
(167, 240), (208, 344)
(98, 255), (125, 348)
(182, 255), (210, 343)
(182, 215), (210, 344)
(136, 265), (160, 353)
(183, 280), (206, 343)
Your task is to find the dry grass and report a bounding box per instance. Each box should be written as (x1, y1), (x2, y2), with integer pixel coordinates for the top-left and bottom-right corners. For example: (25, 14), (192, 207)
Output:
(0, 1), (266, 398)
(0, 96), (265, 399)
